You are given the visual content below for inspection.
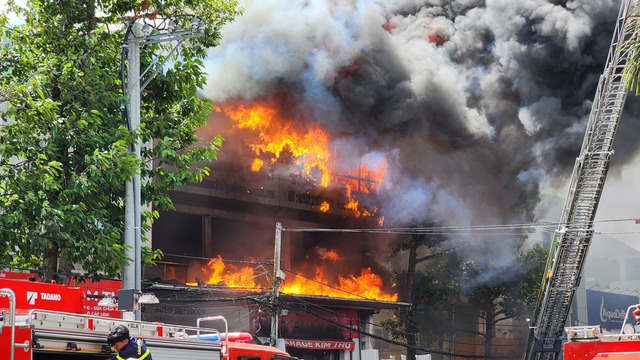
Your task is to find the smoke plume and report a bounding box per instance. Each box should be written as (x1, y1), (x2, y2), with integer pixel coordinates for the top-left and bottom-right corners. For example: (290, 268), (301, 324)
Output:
(201, 0), (640, 268)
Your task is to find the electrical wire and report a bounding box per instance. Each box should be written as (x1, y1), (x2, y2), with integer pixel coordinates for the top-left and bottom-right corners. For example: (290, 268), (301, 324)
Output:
(163, 253), (272, 266)
(267, 296), (515, 359)
(286, 295), (521, 350)
(281, 217), (640, 236)
(283, 222), (557, 235)
(0, 261), (552, 355)
(166, 254), (518, 351)
(0, 216), (637, 258)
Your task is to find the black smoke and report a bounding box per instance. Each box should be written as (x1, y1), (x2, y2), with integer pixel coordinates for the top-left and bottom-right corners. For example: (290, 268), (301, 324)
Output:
(201, 0), (640, 267)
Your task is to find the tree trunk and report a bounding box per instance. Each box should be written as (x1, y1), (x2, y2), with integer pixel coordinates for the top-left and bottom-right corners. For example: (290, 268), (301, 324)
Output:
(484, 307), (495, 359)
(42, 236), (72, 284)
(403, 237), (418, 301)
(58, 247), (75, 285)
(42, 240), (59, 283)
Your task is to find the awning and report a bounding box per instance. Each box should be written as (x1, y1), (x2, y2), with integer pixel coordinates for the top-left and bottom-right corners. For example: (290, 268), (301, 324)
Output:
(284, 339), (355, 352)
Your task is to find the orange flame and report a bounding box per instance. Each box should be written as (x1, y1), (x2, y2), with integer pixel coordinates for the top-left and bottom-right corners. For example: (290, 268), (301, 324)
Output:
(215, 98), (390, 218)
(251, 158), (264, 172)
(344, 162), (388, 195)
(319, 249), (341, 262)
(345, 198), (361, 218)
(188, 253), (397, 301)
(200, 255), (257, 288)
(340, 158), (387, 218)
(281, 267), (398, 301)
(428, 33), (446, 46)
(218, 101), (331, 186)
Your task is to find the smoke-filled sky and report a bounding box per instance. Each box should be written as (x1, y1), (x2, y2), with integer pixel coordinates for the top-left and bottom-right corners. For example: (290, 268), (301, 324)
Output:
(203, 0), (640, 266)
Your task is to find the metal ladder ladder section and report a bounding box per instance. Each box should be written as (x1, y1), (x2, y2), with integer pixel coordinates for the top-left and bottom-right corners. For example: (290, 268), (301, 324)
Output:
(525, 0), (640, 359)
(24, 309), (223, 342)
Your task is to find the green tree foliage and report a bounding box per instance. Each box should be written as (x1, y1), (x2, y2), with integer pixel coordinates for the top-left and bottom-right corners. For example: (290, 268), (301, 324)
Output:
(380, 231), (457, 358)
(381, 238), (547, 359)
(462, 242), (548, 358)
(624, 27), (640, 95)
(516, 243), (550, 314)
(0, 0), (242, 281)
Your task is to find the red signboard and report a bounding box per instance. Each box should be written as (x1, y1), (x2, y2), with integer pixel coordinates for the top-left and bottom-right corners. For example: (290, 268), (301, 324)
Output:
(77, 278), (122, 318)
(0, 278), (86, 314)
(284, 339), (355, 351)
(0, 271), (39, 281)
(251, 308), (360, 340)
(0, 276), (122, 318)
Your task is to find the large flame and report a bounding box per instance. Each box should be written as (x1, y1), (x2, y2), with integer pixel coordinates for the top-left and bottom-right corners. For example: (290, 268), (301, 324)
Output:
(215, 99), (388, 225)
(281, 267), (398, 301)
(187, 252), (397, 301)
(341, 160), (386, 220)
(196, 255), (258, 288)
(342, 162), (388, 196)
(217, 101), (332, 187)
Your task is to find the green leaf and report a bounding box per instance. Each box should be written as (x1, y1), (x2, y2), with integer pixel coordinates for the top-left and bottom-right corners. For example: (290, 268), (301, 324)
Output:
(0, 0), (240, 282)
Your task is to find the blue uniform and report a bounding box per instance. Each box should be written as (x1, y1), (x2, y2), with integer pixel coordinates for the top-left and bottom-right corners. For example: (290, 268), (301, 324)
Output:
(112, 336), (153, 360)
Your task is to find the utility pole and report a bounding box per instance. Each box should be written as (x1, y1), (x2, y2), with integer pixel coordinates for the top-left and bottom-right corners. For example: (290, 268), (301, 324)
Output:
(123, 22), (141, 321)
(122, 12), (206, 320)
(270, 222), (284, 347)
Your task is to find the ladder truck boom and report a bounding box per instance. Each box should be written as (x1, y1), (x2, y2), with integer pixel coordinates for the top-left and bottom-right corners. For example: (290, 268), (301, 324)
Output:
(523, 1), (640, 359)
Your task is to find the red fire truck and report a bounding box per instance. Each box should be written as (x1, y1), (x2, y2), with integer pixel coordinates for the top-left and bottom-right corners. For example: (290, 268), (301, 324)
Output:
(0, 277), (296, 360)
(561, 305), (640, 360)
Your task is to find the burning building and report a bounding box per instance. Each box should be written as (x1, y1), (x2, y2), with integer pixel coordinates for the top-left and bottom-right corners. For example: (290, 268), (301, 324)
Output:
(149, 90), (400, 291)
(145, 88), (405, 360)
(145, 0), (640, 359)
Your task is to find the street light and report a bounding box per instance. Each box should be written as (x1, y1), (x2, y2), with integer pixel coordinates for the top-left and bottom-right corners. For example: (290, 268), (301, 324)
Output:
(122, 10), (205, 320)
(97, 292), (159, 309)
(98, 296), (118, 308)
(138, 293), (160, 304)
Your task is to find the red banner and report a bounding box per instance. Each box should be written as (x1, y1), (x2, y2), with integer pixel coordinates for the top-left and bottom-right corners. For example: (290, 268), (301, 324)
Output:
(0, 271), (39, 281)
(0, 278), (86, 314)
(0, 274), (121, 318)
(284, 339), (355, 351)
(76, 278), (122, 318)
(252, 308), (359, 339)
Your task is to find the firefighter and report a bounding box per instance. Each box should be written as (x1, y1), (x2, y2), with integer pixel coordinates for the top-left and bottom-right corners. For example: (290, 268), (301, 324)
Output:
(633, 304), (640, 324)
(108, 324), (153, 360)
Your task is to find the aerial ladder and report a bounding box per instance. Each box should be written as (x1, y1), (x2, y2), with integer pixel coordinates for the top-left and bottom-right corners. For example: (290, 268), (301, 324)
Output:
(523, 1), (640, 359)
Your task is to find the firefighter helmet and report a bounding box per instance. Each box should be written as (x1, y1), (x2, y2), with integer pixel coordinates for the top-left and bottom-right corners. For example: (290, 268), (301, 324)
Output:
(108, 325), (130, 345)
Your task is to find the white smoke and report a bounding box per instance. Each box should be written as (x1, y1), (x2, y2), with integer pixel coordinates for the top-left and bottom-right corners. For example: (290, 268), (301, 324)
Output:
(202, 0), (640, 266)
